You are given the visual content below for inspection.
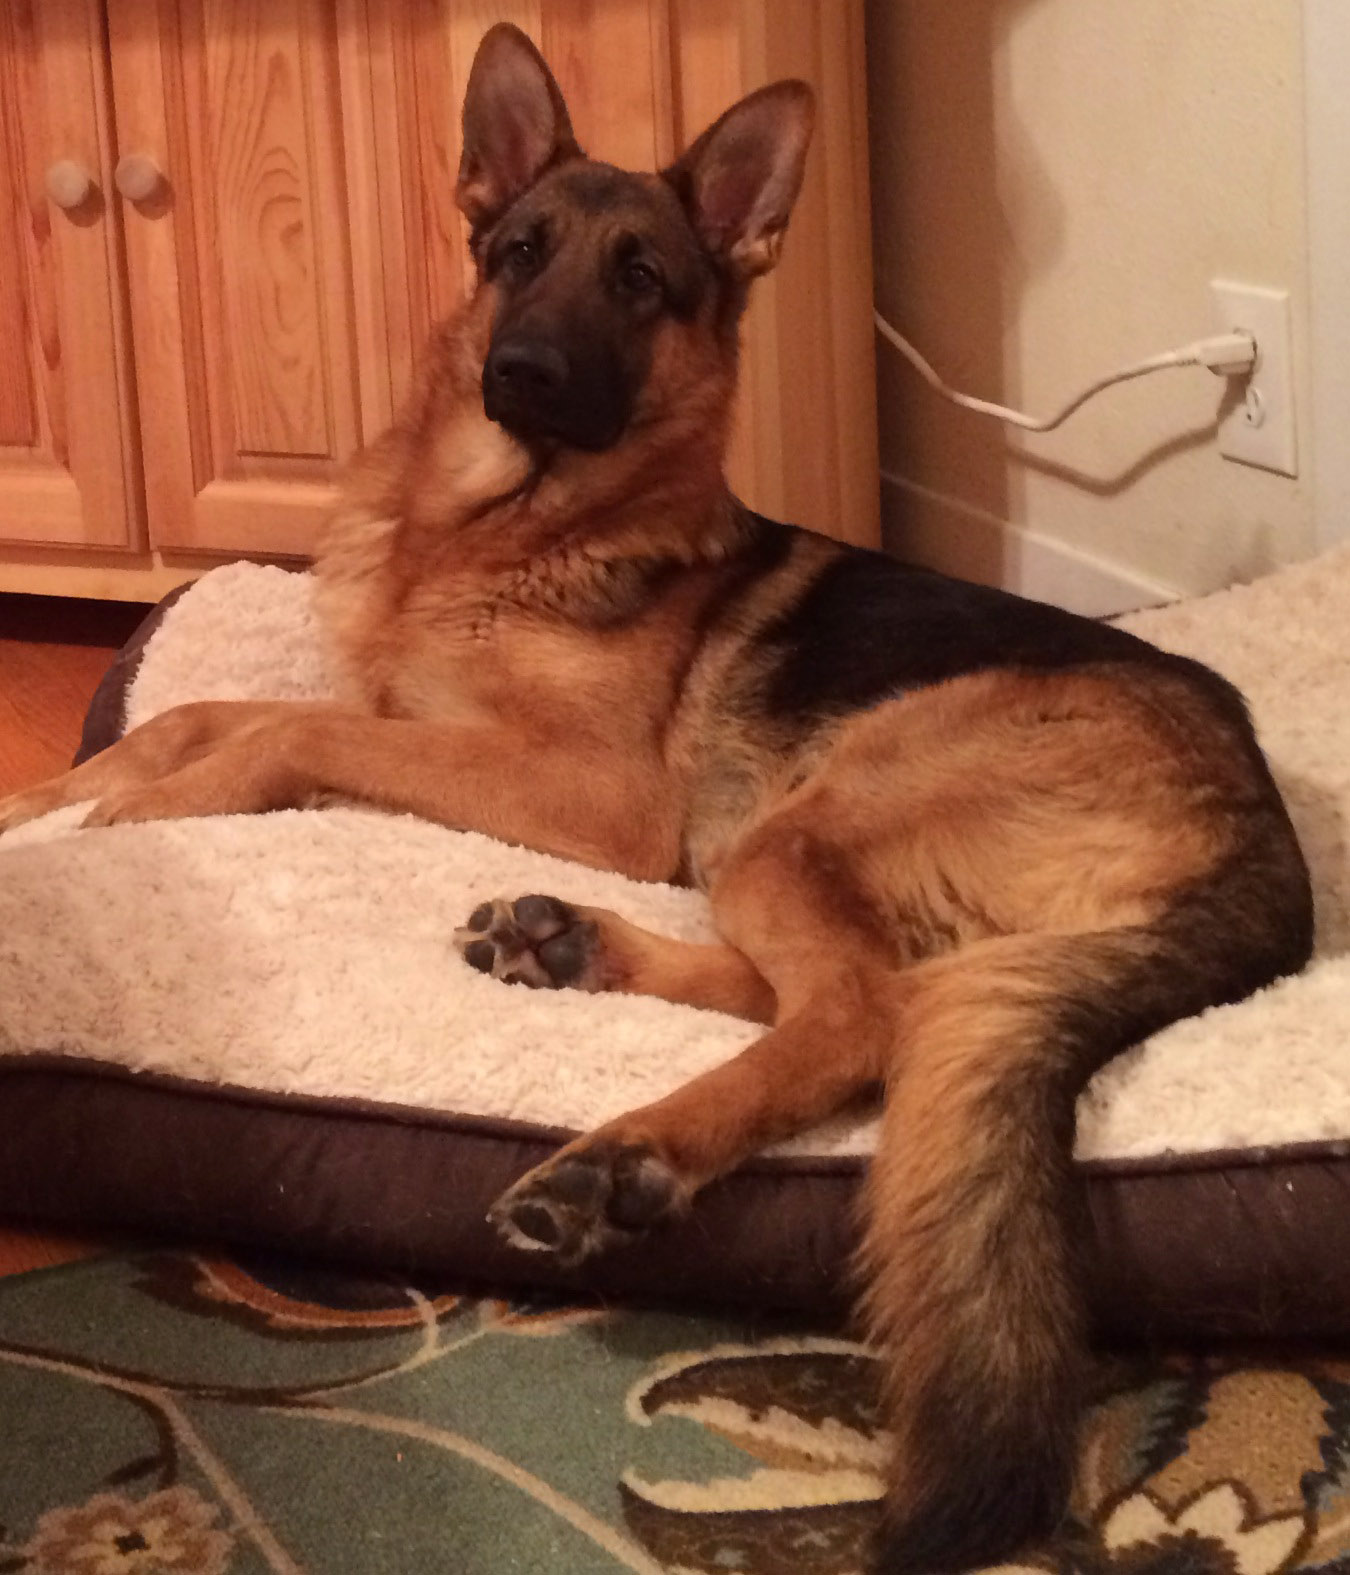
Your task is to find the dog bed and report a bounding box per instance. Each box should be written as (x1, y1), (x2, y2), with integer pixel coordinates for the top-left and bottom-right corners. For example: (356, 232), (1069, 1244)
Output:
(2, 554), (1349, 1337)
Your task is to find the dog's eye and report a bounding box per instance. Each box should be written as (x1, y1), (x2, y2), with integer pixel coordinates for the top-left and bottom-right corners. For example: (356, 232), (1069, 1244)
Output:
(506, 239), (541, 277)
(621, 260), (660, 296)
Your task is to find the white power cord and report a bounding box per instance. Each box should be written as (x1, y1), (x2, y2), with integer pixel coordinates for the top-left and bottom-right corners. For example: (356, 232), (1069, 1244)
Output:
(874, 311), (1258, 434)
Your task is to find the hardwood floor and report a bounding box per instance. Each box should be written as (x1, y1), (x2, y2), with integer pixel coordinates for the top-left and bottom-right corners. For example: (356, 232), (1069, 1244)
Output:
(0, 594), (150, 1276)
(0, 595), (148, 794)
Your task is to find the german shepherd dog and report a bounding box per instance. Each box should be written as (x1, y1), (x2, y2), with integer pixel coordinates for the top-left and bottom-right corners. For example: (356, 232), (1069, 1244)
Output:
(1, 24), (1312, 1572)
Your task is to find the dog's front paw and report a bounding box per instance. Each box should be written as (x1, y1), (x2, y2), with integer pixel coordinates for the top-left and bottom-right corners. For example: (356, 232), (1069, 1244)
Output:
(0, 786), (67, 835)
(454, 894), (601, 989)
(489, 1142), (685, 1263)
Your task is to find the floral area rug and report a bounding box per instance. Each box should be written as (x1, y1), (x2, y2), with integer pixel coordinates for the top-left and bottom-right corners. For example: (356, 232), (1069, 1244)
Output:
(2, 1250), (1350, 1575)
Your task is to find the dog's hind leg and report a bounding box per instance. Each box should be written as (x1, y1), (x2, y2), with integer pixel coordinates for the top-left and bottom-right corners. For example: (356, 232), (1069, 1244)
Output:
(453, 894), (776, 1022)
(488, 972), (891, 1260)
(487, 834), (896, 1260)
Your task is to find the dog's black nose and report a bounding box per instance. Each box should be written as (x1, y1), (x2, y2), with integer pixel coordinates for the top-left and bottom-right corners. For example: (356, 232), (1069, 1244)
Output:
(483, 333), (626, 450)
(485, 340), (569, 401)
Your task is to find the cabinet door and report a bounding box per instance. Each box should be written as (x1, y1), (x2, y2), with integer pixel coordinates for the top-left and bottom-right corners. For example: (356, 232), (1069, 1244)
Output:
(105, 0), (409, 557)
(0, 0), (139, 550)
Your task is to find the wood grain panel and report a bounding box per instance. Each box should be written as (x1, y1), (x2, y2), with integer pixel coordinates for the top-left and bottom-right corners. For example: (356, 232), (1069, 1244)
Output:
(0, 42), (37, 451)
(670, 0), (878, 546)
(108, 0), (390, 556)
(39, 0), (140, 545)
(813, 0), (879, 546)
(0, 547), (212, 602)
(543, 0), (663, 170)
(0, 0), (138, 548)
(392, 2), (481, 337)
(105, 0), (200, 537)
(192, 476), (334, 554)
(334, 0), (406, 432)
(755, 1), (840, 530)
(183, 0), (359, 469)
(758, 0), (878, 544)
(668, 0), (759, 503)
(197, 0), (334, 459)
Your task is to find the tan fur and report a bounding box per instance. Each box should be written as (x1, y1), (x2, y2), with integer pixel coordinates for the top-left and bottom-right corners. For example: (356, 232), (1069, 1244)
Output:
(543, 906), (778, 1023)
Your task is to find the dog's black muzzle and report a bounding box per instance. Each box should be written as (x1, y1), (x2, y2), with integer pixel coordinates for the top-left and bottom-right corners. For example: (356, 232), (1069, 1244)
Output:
(483, 333), (630, 452)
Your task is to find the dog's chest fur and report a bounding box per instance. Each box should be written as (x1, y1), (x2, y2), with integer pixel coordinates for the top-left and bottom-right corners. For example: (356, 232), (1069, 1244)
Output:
(315, 509), (720, 749)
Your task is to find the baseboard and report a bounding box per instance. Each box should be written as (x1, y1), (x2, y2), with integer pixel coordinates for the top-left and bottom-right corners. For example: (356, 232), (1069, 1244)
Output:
(880, 471), (1182, 617)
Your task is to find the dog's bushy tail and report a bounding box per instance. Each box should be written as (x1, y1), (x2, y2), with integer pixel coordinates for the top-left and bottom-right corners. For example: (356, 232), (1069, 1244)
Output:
(862, 862), (1310, 1573)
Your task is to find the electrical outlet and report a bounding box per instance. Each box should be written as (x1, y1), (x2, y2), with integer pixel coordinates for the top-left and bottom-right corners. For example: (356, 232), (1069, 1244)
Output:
(1210, 282), (1298, 476)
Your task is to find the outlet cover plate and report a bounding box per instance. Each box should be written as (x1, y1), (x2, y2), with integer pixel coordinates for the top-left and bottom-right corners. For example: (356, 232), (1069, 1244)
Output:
(1211, 281), (1298, 477)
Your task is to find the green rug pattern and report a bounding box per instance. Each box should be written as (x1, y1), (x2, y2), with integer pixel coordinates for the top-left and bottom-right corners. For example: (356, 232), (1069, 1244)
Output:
(2, 1250), (1350, 1574)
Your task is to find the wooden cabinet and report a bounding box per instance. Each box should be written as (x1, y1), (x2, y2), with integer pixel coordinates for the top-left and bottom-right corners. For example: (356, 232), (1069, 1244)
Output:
(0, 0), (138, 553)
(105, 0), (381, 558)
(0, 1), (878, 601)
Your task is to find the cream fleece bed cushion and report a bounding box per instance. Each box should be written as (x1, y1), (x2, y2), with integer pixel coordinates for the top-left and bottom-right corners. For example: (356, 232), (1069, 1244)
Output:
(2, 554), (1349, 1332)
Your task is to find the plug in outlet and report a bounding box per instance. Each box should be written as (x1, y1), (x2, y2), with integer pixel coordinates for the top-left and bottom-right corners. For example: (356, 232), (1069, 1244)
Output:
(1210, 282), (1298, 476)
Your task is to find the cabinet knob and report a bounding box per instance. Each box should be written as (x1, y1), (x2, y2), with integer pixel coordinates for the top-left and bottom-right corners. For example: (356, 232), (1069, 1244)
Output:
(114, 153), (165, 203)
(45, 160), (94, 210)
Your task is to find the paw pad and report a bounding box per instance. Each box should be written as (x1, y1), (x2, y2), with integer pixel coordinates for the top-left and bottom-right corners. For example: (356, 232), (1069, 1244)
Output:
(453, 894), (600, 989)
(489, 1143), (684, 1263)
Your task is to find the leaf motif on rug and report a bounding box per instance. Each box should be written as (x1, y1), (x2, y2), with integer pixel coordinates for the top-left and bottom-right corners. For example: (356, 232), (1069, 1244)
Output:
(475, 1294), (609, 1337)
(1100, 1482), (1307, 1575)
(620, 1339), (885, 1574)
(133, 1250), (465, 1339)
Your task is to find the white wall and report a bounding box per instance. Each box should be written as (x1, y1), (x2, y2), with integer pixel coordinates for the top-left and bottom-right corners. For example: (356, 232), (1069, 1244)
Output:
(1304, 0), (1350, 552)
(867, 0), (1314, 611)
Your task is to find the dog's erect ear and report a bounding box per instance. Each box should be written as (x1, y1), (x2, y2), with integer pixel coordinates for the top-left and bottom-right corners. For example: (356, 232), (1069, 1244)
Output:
(456, 24), (581, 232)
(664, 81), (815, 279)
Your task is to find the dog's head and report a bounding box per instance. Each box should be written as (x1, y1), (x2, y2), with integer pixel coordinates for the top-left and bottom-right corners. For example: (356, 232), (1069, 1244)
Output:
(456, 24), (814, 455)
